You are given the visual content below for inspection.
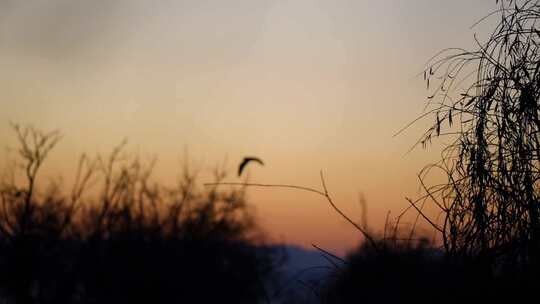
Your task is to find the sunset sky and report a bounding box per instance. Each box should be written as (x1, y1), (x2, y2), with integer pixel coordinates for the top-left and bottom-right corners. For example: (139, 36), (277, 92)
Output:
(0, 0), (497, 255)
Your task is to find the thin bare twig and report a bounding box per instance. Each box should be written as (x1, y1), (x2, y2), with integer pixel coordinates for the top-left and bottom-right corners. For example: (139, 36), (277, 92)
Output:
(205, 170), (380, 251)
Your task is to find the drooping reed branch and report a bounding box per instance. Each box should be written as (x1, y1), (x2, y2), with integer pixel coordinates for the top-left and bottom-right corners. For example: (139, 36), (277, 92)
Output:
(402, 0), (540, 270)
(205, 171), (379, 251)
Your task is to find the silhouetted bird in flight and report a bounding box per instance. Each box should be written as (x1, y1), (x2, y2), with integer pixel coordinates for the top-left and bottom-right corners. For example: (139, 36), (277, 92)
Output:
(238, 157), (264, 177)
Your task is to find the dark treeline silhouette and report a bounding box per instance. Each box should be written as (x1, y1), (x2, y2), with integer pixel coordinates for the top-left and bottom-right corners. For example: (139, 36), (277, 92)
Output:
(0, 124), (278, 304)
(319, 232), (539, 303)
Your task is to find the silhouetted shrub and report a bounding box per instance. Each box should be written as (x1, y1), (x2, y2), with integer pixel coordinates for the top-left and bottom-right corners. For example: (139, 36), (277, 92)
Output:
(321, 236), (540, 303)
(0, 124), (277, 304)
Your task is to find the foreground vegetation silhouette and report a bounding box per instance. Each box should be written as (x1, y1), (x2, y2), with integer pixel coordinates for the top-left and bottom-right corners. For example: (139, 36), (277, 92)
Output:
(0, 124), (278, 304)
(6, 1), (540, 303)
(211, 1), (540, 302)
(322, 0), (540, 302)
(410, 0), (540, 274)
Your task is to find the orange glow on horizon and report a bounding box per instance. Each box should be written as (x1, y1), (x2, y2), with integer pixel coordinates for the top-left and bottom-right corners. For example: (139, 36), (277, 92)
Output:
(0, 0), (495, 255)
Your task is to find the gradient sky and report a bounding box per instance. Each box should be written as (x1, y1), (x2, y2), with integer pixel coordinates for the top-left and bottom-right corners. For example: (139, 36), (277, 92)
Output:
(0, 0), (497, 255)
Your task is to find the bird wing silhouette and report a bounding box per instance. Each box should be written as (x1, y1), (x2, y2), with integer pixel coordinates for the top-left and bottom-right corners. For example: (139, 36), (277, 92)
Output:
(238, 157), (264, 176)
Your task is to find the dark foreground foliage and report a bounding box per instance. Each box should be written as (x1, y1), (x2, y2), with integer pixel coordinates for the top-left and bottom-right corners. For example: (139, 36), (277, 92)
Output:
(8, 1), (540, 302)
(319, 1), (540, 301)
(321, 237), (540, 304)
(0, 124), (277, 304)
(414, 0), (540, 271)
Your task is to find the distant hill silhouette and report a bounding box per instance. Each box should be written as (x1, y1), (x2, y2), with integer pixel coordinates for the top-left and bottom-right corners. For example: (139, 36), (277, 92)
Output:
(269, 245), (335, 304)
